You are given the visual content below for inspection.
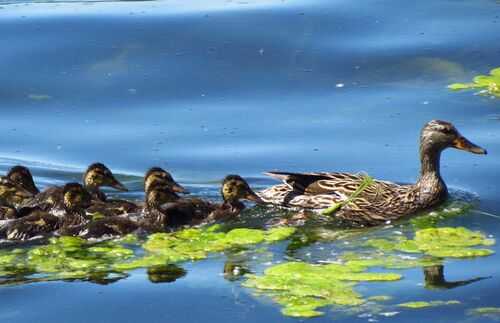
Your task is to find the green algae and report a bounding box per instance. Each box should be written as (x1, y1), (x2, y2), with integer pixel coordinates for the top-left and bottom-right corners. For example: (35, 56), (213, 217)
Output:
(364, 227), (495, 259)
(469, 307), (500, 317)
(243, 261), (402, 318)
(410, 201), (473, 229)
(448, 67), (500, 97)
(0, 225), (296, 284)
(322, 175), (374, 216)
(397, 300), (460, 309)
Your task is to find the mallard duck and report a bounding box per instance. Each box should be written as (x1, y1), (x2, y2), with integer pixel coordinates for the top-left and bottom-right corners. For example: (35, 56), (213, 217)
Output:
(22, 163), (127, 213)
(144, 175), (261, 231)
(0, 177), (34, 208)
(6, 165), (40, 195)
(258, 120), (487, 226)
(0, 183), (91, 241)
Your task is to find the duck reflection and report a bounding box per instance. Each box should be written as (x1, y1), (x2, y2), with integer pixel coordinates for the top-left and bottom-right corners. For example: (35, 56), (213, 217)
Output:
(423, 265), (490, 289)
(147, 264), (186, 283)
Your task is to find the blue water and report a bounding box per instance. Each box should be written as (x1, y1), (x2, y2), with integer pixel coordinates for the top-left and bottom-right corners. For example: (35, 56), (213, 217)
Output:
(1, 0), (500, 321)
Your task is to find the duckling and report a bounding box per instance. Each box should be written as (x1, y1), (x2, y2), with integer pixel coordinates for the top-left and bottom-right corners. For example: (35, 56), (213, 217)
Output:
(144, 167), (187, 193)
(144, 175), (262, 231)
(258, 120), (487, 226)
(0, 177), (34, 208)
(21, 163), (127, 213)
(6, 165), (40, 195)
(0, 183), (91, 241)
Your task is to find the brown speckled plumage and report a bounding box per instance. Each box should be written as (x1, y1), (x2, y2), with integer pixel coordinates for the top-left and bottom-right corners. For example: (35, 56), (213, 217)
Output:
(258, 120), (487, 226)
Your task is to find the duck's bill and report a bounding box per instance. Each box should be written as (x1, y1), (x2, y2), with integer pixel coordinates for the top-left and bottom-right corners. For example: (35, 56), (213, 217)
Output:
(244, 191), (264, 204)
(170, 182), (188, 194)
(452, 136), (488, 155)
(110, 179), (129, 192)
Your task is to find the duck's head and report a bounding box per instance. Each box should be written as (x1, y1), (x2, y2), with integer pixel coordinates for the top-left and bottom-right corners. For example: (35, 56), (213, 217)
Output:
(421, 120), (487, 155)
(62, 182), (92, 212)
(83, 163), (128, 192)
(0, 177), (34, 206)
(7, 165), (39, 195)
(221, 175), (263, 205)
(144, 167), (186, 193)
(145, 184), (180, 209)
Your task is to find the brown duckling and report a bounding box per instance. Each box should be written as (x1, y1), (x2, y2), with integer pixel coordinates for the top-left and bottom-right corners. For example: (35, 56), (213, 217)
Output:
(0, 177), (34, 208)
(0, 183), (91, 241)
(144, 167), (187, 193)
(7, 165), (40, 195)
(21, 163), (127, 213)
(144, 175), (262, 231)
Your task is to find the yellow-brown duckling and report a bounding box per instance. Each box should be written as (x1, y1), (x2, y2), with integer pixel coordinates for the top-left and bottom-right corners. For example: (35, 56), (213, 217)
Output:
(7, 165), (40, 196)
(22, 163), (127, 213)
(0, 183), (92, 241)
(144, 175), (262, 231)
(144, 167), (187, 194)
(0, 177), (34, 208)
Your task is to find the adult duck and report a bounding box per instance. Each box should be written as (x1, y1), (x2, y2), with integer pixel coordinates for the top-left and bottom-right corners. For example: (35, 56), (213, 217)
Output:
(258, 120), (487, 226)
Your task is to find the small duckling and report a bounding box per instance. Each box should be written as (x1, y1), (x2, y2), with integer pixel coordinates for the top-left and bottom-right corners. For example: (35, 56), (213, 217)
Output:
(0, 183), (91, 241)
(7, 165), (40, 195)
(22, 163), (127, 213)
(144, 167), (187, 193)
(144, 175), (262, 231)
(0, 177), (34, 208)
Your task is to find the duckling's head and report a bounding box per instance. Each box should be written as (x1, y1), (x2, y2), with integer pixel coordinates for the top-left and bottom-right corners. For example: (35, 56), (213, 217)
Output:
(0, 177), (34, 206)
(221, 175), (263, 205)
(145, 184), (180, 209)
(83, 163), (128, 192)
(144, 167), (186, 193)
(7, 165), (39, 195)
(62, 182), (92, 212)
(421, 120), (487, 155)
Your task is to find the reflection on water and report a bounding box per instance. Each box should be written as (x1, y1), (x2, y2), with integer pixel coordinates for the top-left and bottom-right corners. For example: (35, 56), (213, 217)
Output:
(423, 265), (490, 290)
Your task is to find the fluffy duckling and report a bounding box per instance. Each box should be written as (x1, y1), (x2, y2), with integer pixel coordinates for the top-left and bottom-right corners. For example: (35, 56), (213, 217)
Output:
(0, 205), (17, 220)
(144, 175), (262, 231)
(7, 165), (40, 195)
(22, 163), (127, 213)
(59, 216), (139, 239)
(0, 183), (91, 241)
(0, 177), (34, 208)
(144, 167), (187, 194)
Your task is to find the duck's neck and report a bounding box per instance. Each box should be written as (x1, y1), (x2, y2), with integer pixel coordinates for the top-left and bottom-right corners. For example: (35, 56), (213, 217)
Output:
(417, 144), (447, 198)
(85, 184), (106, 202)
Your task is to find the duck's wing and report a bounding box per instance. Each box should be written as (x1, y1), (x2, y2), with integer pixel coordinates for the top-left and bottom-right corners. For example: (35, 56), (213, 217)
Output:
(265, 171), (399, 195)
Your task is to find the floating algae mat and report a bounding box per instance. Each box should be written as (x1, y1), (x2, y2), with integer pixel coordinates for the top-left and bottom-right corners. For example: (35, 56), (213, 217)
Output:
(0, 226), (296, 284)
(364, 227), (495, 258)
(243, 226), (495, 318)
(243, 261), (402, 318)
(397, 300), (461, 309)
(448, 67), (500, 98)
